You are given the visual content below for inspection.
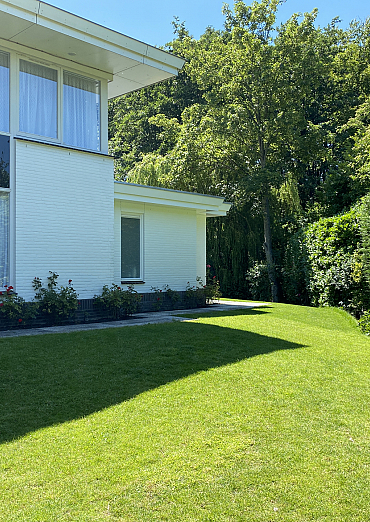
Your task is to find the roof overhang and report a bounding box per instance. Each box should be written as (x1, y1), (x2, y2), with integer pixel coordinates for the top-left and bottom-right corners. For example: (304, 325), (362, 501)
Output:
(114, 182), (232, 217)
(0, 0), (185, 98)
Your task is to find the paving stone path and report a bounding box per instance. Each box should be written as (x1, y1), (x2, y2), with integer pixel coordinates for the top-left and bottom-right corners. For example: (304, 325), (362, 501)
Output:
(0, 301), (267, 338)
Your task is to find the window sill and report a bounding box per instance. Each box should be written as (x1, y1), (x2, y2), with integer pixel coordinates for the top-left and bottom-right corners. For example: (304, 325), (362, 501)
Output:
(121, 280), (145, 285)
(14, 136), (111, 157)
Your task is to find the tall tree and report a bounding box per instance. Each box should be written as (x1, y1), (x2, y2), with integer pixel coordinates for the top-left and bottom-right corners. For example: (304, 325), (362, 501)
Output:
(110, 1), (370, 301)
(167, 1), (332, 300)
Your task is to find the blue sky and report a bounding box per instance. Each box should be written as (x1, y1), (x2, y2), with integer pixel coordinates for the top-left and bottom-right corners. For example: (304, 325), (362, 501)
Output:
(49, 0), (370, 47)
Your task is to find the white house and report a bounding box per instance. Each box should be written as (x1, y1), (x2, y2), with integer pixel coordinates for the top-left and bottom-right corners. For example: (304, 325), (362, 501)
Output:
(0, 0), (230, 302)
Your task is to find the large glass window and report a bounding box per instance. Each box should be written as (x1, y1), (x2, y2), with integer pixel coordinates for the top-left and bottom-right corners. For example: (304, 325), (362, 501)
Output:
(121, 216), (141, 279)
(0, 135), (10, 188)
(0, 191), (9, 287)
(0, 51), (9, 133)
(0, 134), (10, 287)
(19, 60), (58, 138)
(63, 71), (100, 151)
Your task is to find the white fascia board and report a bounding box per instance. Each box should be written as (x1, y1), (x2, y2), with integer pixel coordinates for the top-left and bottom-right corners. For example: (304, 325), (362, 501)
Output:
(114, 182), (232, 217)
(0, 0), (185, 96)
(206, 200), (232, 217)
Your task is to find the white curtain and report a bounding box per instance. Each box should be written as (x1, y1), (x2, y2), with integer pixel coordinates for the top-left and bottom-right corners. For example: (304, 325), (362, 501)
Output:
(19, 60), (58, 138)
(0, 192), (9, 287)
(63, 71), (100, 151)
(0, 52), (9, 133)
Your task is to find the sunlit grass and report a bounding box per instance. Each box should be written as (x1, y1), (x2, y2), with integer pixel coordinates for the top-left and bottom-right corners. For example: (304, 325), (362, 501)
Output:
(1, 303), (369, 521)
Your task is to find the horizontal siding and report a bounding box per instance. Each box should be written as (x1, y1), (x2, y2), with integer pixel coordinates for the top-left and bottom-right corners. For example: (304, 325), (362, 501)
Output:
(15, 140), (114, 300)
(116, 200), (205, 292)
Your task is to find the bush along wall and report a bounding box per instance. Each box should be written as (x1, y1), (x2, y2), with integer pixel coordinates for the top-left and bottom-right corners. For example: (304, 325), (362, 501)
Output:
(0, 274), (219, 331)
(0, 273), (79, 330)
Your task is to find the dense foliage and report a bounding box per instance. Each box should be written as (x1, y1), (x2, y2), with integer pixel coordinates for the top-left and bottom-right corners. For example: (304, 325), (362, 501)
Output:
(282, 210), (370, 317)
(109, 1), (370, 320)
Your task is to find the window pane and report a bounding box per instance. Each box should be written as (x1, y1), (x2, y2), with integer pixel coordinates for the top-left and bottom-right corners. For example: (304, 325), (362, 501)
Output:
(0, 191), (9, 287)
(0, 135), (10, 188)
(121, 217), (141, 279)
(63, 71), (100, 151)
(0, 51), (9, 133)
(19, 60), (58, 138)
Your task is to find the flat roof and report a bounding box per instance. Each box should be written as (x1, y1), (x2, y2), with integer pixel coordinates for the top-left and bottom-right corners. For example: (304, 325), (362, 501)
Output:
(0, 0), (185, 98)
(114, 181), (232, 217)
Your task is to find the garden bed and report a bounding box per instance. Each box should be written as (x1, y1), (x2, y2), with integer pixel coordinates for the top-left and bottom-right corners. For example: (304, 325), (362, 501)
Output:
(0, 291), (206, 331)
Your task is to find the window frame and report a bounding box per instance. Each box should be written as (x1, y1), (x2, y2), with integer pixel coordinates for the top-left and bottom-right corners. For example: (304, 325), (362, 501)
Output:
(14, 54), (101, 152)
(0, 50), (10, 134)
(0, 41), (108, 153)
(120, 213), (144, 283)
(0, 187), (10, 287)
(18, 58), (59, 142)
(0, 133), (10, 189)
(62, 69), (101, 151)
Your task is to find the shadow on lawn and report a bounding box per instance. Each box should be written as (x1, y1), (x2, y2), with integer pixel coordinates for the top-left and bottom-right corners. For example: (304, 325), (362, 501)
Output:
(0, 308), (305, 443)
(175, 306), (272, 319)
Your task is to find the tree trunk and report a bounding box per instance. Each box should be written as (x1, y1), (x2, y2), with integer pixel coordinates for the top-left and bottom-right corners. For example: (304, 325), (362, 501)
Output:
(262, 194), (278, 302)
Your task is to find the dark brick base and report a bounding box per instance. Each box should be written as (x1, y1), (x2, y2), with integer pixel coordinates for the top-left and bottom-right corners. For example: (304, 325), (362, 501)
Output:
(0, 291), (206, 331)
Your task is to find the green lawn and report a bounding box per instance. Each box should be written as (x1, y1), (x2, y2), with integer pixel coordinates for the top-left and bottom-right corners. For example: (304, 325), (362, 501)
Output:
(1, 303), (369, 521)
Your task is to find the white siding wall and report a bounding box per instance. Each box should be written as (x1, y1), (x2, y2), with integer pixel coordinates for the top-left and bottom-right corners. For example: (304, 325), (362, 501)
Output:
(15, 140), (114, 300)
(115, 199), (205, 292)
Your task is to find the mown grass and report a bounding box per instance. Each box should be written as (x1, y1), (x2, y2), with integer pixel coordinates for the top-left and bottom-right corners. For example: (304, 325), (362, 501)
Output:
(1, 303), (369, 521)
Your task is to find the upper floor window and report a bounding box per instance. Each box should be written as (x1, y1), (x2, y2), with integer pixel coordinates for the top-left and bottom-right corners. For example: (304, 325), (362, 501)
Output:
(0, 48), (102, 152)
(0, 51), (9, 133)
(19, 60), (58, 139)
(63, 71), (100, 151)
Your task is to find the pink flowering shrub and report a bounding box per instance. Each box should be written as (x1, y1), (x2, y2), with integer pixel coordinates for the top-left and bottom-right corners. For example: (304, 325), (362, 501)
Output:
(94, 284), (141, 318)
(32, 271), (78, 324)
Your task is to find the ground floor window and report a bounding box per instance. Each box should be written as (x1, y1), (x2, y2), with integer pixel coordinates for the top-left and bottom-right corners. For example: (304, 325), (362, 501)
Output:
(0, 191), (9, 286)
(0, 134), (10, 188)
(121, 216), (142, 280)
(0, 134), (10, 286)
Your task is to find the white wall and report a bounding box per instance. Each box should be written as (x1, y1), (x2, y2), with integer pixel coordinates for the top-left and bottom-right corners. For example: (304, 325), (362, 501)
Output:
(15, 140), (114, 300)
(114, 199), (206, 292)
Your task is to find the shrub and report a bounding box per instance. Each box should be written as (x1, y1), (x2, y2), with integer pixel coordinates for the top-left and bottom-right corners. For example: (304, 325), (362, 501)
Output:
(205, 265), (222, 304)
(282, 229), (310, 305)
(32, 272), (78, 325)
(358, 193), (370, 286)
(163, 285), (180, 306)
(185, 280), (205, 307)
(303, 211), (370, 316)
(0, 285), (30, 327)
(359, 311), (370, 335)
(246, 262), (272, 301)
(151, 285), (182, 311)
(151, 286), (164, 311)
(94, 284), (141, 319)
